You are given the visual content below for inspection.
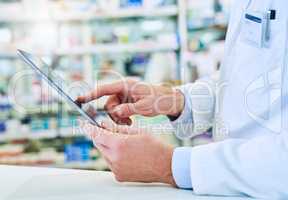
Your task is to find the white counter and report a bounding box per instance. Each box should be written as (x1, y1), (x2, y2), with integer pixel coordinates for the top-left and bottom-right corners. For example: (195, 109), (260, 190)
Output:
(0, 165), (251, 200)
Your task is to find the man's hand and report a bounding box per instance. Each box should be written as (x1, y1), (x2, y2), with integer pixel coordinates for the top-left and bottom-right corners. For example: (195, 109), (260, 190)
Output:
(81, 121), (176, 186)
(77, 79), (184, 125)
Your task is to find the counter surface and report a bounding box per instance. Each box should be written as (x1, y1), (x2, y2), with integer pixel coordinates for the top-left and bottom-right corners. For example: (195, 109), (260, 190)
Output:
(0, 165), (251, 200)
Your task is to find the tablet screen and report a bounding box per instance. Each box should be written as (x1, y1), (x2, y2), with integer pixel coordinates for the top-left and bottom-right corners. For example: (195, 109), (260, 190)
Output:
(17, 49), (100, 127)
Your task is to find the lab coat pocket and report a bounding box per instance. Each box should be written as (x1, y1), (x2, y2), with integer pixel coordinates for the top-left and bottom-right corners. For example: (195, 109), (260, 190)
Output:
(241, 18), (287, 134)
(222, 15), (287, 136)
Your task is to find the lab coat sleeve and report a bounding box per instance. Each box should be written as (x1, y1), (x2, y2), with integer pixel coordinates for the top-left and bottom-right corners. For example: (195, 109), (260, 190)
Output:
(189, 133), (288, 199)
(170, 0), (244, 138)
(171, 79), (216, 139)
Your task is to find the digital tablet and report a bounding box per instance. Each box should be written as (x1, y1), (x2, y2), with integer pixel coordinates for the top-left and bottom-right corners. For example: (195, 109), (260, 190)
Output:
(17, 49), (100, 127)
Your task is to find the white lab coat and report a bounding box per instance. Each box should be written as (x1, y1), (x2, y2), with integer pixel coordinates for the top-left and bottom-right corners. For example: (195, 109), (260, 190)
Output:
(172, 0), (288, 198)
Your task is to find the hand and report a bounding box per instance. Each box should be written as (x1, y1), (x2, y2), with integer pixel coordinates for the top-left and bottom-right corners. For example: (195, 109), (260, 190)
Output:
(81, 121), (176, 186)
(77, 79), (184, 125)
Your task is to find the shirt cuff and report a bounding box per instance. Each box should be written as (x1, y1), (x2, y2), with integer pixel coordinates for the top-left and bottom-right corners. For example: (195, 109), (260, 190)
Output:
(172, 147), (193, 189)
(169, 87), (194, 139)
(169, 87), (193, 124)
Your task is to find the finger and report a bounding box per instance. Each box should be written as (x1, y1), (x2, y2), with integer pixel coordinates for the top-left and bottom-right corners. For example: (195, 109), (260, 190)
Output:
(82, 104), (98, 119)
(108, 114), (132, 126)
(76, 81), (127, 103)
(112, 99), (148, 118)
(101, 120), (128, 133)
(105, 95), (121, 112)
(112, 103), (136, 118)
(106, 111), (126, 125)
(101, 120), (139, 135)
(129, 81), (155, 96)
(105, 96), (132, 125)
(105, 95), (126, 123)
(117, 118), (132, 126)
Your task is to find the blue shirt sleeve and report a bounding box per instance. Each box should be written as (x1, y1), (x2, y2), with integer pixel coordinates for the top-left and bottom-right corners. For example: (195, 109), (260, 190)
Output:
(172, 147), (193, 189)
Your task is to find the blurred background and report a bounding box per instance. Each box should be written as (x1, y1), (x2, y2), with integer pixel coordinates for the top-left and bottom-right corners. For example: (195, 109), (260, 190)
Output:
(0, 0), (230, 170)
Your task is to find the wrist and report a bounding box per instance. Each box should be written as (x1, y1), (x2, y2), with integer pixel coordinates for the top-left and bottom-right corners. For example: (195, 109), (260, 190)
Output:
(168, 89), (185, 118)
(157, 145), (177, 186)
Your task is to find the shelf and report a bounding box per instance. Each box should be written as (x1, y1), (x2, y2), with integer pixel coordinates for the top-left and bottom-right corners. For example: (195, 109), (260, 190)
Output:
(0, 130), (56, 142)
(53, 5), (179, 22)
(0, 42), (179, 58)
(56, 43), (179, 55)
(0, 5), (178, 23)
(187, 14), (229, 31)
(0, 127), (84, 142)
(0, 52), (18, 59)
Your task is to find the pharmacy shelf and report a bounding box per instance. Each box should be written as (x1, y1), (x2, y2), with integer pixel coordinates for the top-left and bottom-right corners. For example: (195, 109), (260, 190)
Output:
(187, 14), (229, 31)
(24, 103), (75, 115)
(53, 5), (179, 22)
(0, 5), (178, 23)
(56, 43), (179, 55)
(0, 42), (179, 58)
(0, 127), (84, 142)
(0, 52), (18, 59)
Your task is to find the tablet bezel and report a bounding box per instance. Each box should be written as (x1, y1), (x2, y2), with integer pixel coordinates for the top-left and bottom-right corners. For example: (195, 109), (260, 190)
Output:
(17, 49), (100, 127)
